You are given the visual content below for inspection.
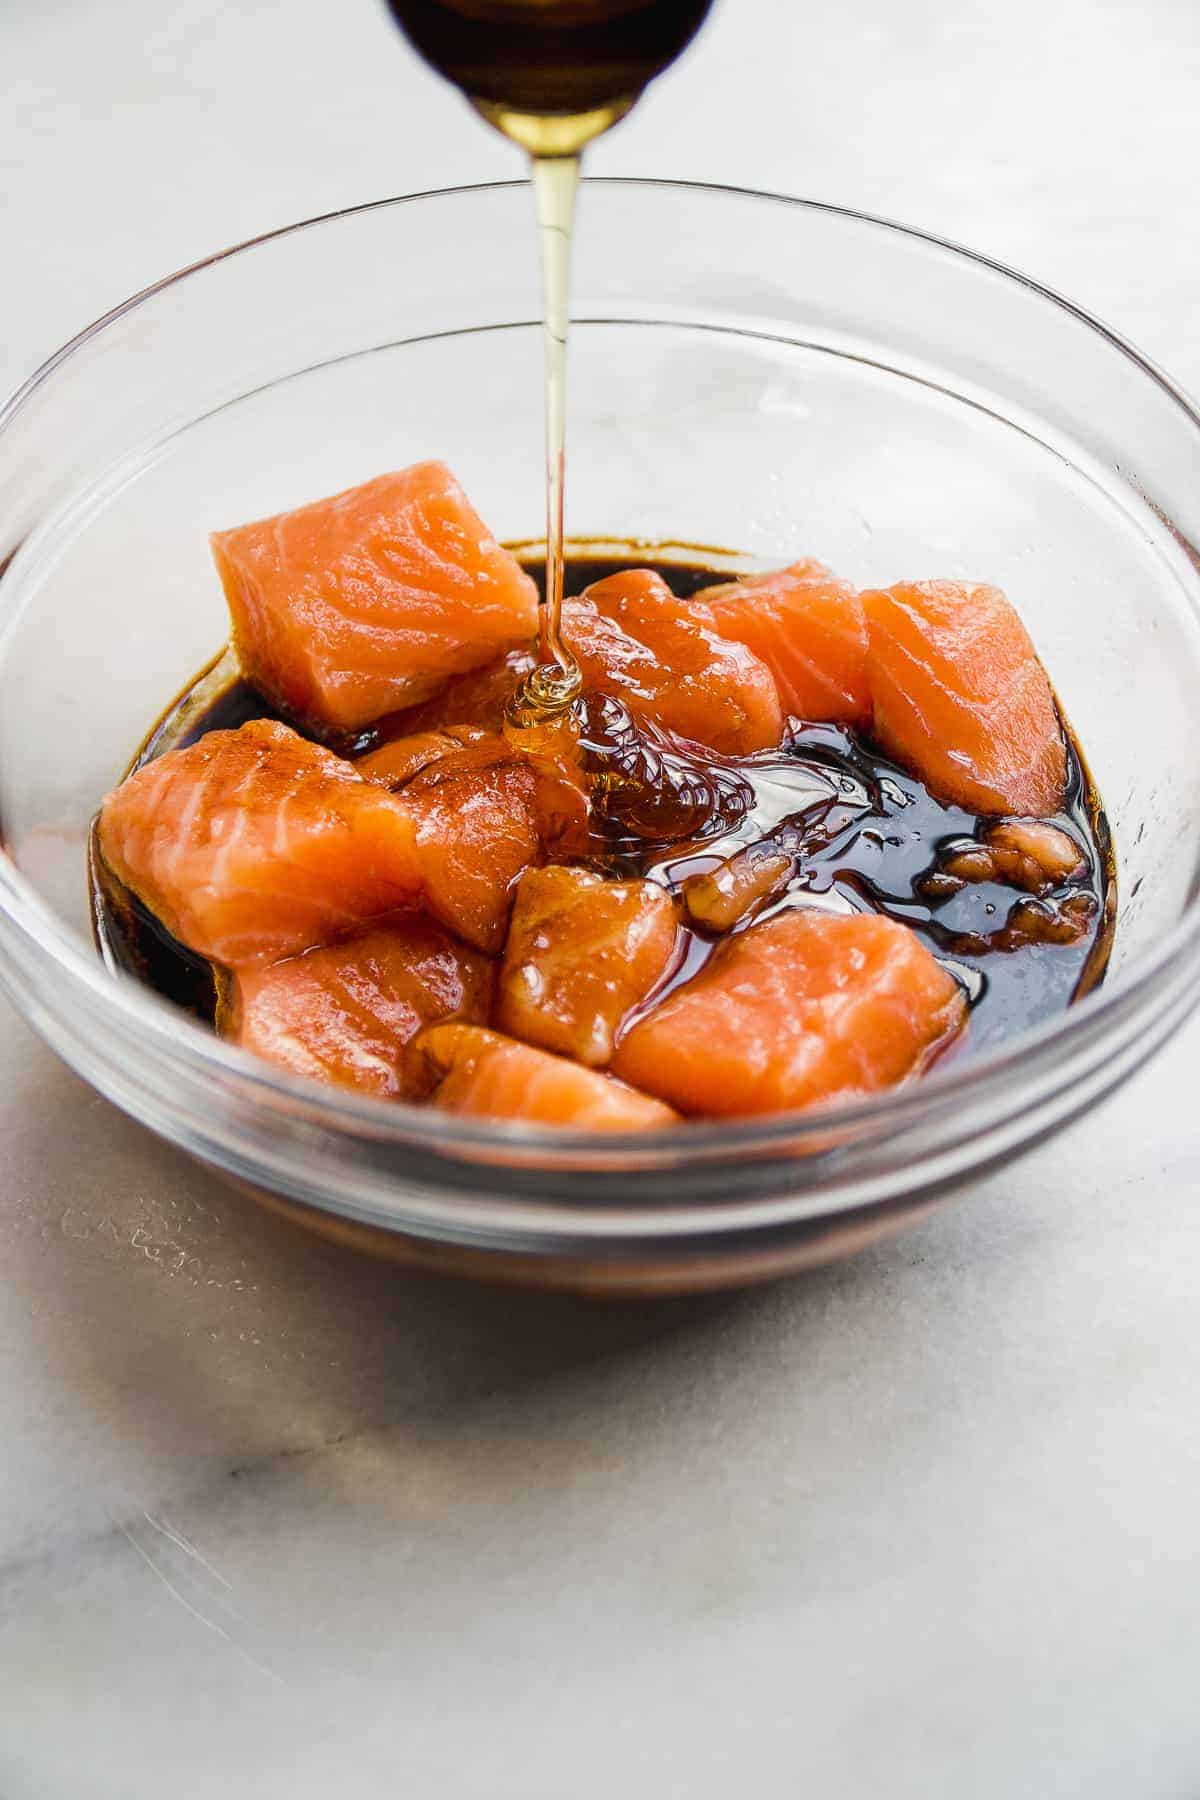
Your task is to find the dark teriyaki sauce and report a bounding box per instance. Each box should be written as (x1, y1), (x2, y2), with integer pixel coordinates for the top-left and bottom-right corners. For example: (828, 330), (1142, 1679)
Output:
(91, 549), (1116, 1055)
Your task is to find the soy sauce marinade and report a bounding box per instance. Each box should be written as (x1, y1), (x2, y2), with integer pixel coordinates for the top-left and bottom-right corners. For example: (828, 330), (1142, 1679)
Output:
(91, 550), (1115, 1054)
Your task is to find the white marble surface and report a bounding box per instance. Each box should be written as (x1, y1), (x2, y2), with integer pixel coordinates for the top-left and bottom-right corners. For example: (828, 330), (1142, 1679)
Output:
(3, 1), (1200, 1793)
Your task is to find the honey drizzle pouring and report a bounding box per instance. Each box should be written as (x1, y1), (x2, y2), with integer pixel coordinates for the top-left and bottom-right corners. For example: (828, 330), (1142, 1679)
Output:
(529, 148), (582, 707)
(479, 106), (629, 721)
(473, 106), (636, 715)
(383, 0), (716, 722)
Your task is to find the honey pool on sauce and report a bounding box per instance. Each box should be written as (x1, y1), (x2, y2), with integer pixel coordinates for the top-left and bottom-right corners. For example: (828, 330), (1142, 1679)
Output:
(91, 549), (1115, 1065)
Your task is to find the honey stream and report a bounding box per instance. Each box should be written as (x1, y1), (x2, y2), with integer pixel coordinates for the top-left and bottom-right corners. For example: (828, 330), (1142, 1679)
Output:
(383, 0), (717, 717)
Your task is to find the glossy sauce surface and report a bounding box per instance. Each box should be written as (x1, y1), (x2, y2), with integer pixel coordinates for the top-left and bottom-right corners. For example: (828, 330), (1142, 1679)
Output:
(92, 551), (1115, 1058)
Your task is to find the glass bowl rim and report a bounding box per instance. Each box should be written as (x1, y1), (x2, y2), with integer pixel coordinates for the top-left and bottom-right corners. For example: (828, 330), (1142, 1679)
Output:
(2, 175), (1199, 1164)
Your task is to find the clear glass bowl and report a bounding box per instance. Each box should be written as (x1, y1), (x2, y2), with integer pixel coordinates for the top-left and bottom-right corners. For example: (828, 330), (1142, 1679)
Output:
(2, 180), (1199, 1294)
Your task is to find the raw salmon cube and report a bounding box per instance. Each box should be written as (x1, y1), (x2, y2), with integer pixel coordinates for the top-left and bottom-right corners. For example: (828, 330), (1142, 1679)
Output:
(862, 579), (1066, 816)
(358, 725), (590, 951)
(97, 719), (423, 968)
(693, 560), (870, 725)
(562, 569), (783, 754)
(413, 1024), (679, 1131)
(220, 918), (493, 1099)
(496, 866), (681, 1066)
(613, 908), (966, 1117)
(210, 462), (539, 733)
(360, 725), (589, 846)
(354, 724), (492, 788)
(392, 646), (537, 736)
(396, 737), (587, 953)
